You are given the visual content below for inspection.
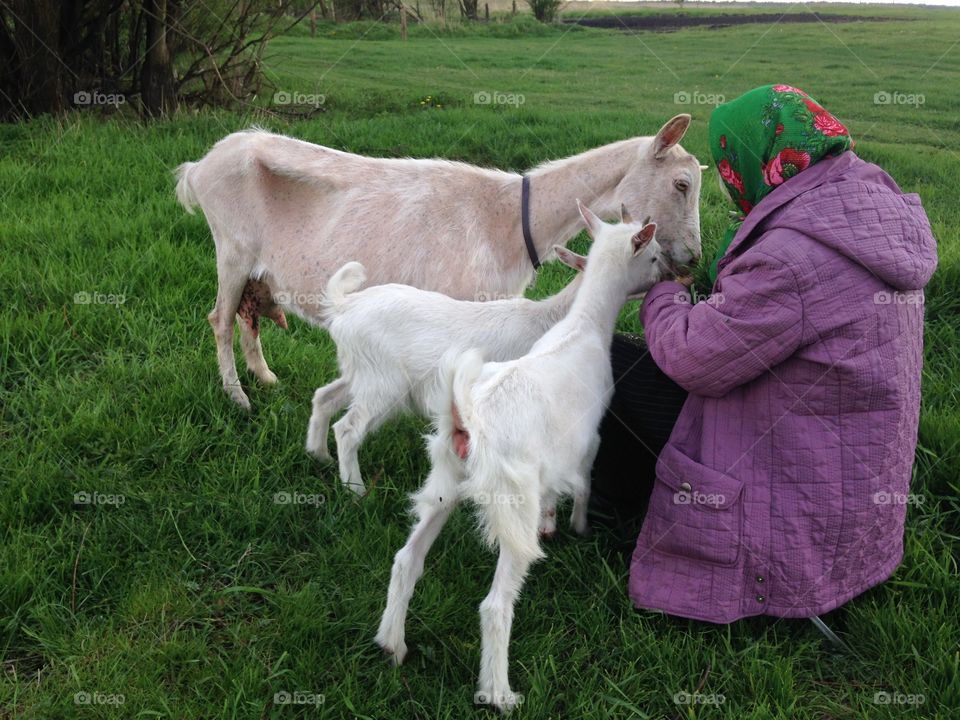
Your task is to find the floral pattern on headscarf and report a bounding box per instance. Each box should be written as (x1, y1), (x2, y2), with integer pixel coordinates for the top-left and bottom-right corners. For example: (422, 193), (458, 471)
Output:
(707, 84), (854, 283)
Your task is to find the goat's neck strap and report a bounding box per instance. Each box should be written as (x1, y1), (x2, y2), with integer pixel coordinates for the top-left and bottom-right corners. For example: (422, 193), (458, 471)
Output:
(521, 175), (541, 271)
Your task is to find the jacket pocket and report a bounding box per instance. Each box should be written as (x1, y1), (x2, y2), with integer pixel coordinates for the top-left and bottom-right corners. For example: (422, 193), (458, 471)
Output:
(642, 444), (746, 567)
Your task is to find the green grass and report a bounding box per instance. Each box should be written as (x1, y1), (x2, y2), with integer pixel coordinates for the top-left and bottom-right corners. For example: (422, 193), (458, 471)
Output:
(2, 5), (959, 718)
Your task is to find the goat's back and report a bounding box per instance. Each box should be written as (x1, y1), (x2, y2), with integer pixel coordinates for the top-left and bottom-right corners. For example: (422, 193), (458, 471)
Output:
(330, 284), (566, 368)
(463, 334), (613, 465)
(179, 130), (533, 303)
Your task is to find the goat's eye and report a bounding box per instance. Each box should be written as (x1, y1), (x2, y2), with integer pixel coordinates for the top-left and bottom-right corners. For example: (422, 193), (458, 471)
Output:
(674, 179), (689, 193)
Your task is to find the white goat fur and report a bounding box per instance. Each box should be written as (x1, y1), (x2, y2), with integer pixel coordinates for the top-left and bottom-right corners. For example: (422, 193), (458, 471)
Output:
(306, 246), (588, 495)
(174, 117), (701, 409)
(374, 205), (665, 712)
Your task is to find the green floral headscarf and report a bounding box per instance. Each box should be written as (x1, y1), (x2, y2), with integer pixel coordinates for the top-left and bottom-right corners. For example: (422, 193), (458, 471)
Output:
(707, 84), (854, 283)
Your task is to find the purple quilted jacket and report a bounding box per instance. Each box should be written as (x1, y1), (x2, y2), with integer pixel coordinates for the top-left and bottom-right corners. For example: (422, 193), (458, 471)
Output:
(630, 151), (937, 623)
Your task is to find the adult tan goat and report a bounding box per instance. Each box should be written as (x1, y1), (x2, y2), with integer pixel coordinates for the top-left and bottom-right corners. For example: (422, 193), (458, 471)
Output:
(174, 116), (702, 409)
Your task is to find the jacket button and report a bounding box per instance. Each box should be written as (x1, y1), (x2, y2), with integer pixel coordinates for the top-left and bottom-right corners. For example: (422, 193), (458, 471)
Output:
(756, 576), (765, 584)
(679, 482), (692, 493)
(756, 595), (765, 603)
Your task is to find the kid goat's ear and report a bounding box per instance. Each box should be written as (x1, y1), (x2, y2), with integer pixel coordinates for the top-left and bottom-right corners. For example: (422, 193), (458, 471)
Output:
(577, 199), (601, 238)
(554, 245), (587, 273)
(632, 223), (657, 255)
(653, 114), (691, 159)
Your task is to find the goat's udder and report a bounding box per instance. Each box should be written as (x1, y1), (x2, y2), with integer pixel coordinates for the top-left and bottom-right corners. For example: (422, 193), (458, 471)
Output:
(237, 279), (289, 338)
(451, 402), (470, 460)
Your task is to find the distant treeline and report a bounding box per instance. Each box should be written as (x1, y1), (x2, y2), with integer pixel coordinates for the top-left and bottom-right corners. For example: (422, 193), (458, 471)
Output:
(0, 0), (561, 120)
(0, 0), (320, 119)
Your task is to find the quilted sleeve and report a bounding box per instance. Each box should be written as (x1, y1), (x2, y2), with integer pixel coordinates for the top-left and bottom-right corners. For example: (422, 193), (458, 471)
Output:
(640, 249), (804, 398)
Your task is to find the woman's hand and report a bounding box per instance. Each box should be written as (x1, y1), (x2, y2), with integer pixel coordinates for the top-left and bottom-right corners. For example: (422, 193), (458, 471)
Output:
(661, 257), (695, 288)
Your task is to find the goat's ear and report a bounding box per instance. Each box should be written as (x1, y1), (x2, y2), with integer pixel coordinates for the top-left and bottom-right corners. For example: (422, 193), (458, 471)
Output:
(577, 199), (600, 238)
(653, 114), (691, 159)
(554, 245), (587, 273)
(632, 223), (657, 255)
(620, 203), (634, 224)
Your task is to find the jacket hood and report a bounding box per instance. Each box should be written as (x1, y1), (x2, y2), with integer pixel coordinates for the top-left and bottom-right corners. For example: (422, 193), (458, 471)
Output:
(729, 152), (938, 291)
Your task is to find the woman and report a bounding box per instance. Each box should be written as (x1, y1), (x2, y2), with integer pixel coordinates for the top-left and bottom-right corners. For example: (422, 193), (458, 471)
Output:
(591, 84), (937, 622)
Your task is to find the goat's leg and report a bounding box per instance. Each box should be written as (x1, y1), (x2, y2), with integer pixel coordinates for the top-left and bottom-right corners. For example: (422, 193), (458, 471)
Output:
(375, 461), (460, 664)
(332, 400), (393, 495)
(332, 406), (373, 495)
(570, 432), (601, 536)
(569, 479), (592, 537)
(538, 490), (558, 540)
(208, 273), (251, 410)
(236, 279), (286, 385)
(238, 325), (277, 385)
(305, 377), (350, 462)
(477, 542), (535, 713)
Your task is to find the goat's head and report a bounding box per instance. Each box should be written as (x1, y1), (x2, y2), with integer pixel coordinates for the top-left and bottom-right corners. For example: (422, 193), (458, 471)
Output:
(616, 114), (703, 270)
(577, 201), (663, 299)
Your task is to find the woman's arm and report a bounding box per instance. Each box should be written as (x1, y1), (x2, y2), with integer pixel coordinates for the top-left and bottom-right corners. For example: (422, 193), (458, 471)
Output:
(641, 249), (805, 398)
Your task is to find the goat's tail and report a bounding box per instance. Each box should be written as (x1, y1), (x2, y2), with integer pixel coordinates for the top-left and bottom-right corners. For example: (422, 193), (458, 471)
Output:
(438, 350), (546, 564)
(174, 162), (199, 214)
(440, 347), (484, 436)
(322, 262), (367, 322)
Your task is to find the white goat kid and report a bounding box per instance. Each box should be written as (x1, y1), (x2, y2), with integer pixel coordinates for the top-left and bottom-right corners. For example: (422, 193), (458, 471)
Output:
(174, 116), (702, 409)
(375, 203), (664, 712)
(307, 247), (589, 495)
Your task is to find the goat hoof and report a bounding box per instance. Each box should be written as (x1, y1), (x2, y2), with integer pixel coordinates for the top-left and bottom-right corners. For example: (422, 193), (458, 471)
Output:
(476, 688), (520, 713)
(571, 513), (591, 536)
(377, 641), (407, 666)
(497, 696), (520, 714)
(257, 369), (278, 385)
(225, 386), (251, 411)
(307, 448), (332, 464)
(305, 442), (332, 463)
(344, 481), (367, 497)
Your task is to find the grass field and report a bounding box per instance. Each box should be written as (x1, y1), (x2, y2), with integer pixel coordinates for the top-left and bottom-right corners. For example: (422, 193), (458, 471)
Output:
(2, 4), (959, 718)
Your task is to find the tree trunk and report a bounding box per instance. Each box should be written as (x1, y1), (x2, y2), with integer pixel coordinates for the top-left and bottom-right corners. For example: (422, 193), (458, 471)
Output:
(141, 0), (176, 116)
(9, 0), (65, 116)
